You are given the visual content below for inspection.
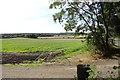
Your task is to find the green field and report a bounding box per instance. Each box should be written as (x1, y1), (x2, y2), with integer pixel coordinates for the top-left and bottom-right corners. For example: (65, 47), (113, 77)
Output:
(0, 38), (94, 57)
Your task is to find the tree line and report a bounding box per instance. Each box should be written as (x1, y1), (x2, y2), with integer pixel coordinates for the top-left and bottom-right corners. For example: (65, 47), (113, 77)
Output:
(0, 33), (81, 39)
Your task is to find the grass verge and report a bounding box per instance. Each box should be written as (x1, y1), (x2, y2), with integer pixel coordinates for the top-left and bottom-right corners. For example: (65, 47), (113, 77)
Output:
(4, 63), (42, 67)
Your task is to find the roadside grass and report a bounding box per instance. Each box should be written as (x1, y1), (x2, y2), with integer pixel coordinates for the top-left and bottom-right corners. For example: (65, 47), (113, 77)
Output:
(56, 43), (95, 60)
(4, 63), (42, 67)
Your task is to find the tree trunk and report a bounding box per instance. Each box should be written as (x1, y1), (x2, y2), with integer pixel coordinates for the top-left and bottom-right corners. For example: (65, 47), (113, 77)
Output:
(105, 30), (110, 54)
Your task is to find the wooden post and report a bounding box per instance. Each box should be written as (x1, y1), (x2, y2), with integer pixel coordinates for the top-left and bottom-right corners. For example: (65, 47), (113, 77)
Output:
(77, 64), (90, 80)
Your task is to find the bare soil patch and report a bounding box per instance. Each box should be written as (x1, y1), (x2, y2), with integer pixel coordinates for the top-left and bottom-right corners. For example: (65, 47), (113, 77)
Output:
(2, 52), (63, 64)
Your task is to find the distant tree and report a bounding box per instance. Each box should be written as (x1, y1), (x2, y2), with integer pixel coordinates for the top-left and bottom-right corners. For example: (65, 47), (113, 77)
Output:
(49, 1), (120, 54)
(24, 34), (38, 38)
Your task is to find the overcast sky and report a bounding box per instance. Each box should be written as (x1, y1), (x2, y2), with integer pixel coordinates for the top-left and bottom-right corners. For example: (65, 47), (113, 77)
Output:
(0, 0), (66, 33)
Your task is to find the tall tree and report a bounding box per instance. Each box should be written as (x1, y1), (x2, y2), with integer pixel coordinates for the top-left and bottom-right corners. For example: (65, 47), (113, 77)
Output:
(49, 1), (120, 54)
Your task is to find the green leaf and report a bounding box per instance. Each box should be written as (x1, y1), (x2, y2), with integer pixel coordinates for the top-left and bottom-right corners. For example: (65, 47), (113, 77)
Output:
(49, 4), (53, 9)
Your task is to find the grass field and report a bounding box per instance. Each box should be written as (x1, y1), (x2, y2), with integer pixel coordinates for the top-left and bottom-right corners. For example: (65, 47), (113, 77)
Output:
(0, 38), (95, 58)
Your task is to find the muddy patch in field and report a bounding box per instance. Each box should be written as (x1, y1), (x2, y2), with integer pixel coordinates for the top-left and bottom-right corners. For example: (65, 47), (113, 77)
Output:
(2, 52), (63, 64)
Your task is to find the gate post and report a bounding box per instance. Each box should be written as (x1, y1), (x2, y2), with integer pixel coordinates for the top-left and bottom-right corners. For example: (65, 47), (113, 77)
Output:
(77, 64), (90, 80)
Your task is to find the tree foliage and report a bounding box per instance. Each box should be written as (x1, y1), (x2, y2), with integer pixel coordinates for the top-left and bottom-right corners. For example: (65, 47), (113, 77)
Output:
(49, 1), (120, 54)
(24, 34), (38, 38)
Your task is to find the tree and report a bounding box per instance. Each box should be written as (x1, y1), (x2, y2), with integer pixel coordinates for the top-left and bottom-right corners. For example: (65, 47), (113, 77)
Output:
(49, 1), (120, 54)
(24, 34), (38, 38)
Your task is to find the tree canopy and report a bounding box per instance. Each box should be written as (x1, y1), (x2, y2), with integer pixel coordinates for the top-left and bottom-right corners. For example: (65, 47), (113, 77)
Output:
(49, 1), (120, 54)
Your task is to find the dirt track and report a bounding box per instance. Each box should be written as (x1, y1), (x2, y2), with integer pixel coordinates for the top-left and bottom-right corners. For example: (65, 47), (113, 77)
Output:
(2, 64), (76, 78)
(2, 54), (119, 78)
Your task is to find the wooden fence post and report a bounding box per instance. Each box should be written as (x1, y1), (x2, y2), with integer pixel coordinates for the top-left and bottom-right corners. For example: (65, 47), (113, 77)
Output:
(77, 64), (90, 80)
